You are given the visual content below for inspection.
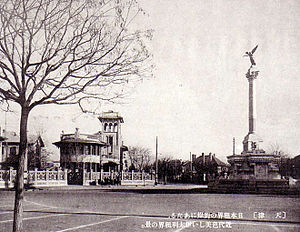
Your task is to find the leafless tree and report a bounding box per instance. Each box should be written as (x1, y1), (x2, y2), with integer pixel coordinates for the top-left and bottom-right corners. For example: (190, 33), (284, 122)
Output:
(267, 142), (289, 157)
(267, 142), (292, 178)
(0, 0), (152, 231)
(128, 146), (152, 171)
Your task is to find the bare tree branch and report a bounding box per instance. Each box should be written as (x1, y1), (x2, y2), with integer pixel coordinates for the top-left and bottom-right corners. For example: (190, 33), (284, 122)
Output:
(0, 1), (152, 231)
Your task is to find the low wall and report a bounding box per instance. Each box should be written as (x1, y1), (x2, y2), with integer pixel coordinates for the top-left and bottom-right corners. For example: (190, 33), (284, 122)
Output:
(121, 180), (155, 186)
(0, 168), (15, 188)
(121, 171), (155, 186)
(0, 168), (68, 188)
(82, 170), (155, 186)
(208, 178), (289, 194)
(83, 170), (118, 185)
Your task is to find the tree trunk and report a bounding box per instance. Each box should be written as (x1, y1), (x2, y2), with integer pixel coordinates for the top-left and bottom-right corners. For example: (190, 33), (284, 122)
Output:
(13, 107), (30, 232)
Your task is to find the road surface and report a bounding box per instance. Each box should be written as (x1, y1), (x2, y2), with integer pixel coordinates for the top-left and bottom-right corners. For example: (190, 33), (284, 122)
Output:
(0, 189), (299, 231)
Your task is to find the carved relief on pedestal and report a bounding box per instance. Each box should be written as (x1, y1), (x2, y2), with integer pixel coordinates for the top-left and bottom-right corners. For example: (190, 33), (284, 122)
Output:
(255, 164), (268, 179)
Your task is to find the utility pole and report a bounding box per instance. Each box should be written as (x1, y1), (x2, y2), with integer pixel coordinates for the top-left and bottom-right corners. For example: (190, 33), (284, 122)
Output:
(155, 136), (158, 185)
(190, 152), (192, 182)
(233, 137), (235, 155)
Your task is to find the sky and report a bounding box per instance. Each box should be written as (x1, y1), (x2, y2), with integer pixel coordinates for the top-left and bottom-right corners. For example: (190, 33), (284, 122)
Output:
(1, 0), (300, 162)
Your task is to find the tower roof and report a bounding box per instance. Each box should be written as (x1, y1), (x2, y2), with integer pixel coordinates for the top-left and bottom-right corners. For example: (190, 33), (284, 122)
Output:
(98, 111), (124, 123)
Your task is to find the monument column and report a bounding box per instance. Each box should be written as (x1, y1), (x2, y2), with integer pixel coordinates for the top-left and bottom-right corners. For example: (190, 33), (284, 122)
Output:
(243, 67), (260, 153)
(247, 68), (258, 134)
(227, 45), (286, 189)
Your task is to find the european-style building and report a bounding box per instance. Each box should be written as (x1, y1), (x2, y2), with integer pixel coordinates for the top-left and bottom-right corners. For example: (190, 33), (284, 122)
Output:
(54, 111), (129, 174)
(0, 129), (45, 170)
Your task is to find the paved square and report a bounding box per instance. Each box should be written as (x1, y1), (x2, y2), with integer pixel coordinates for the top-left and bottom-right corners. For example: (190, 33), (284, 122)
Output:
(0, 189), (299, 231)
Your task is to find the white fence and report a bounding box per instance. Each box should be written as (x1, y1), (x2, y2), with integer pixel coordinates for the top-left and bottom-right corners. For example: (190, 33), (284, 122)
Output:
(1, 168), (154, 187)
(83, 170), (118, 185)
(83, 170), (155, 186)
(121, 171), (155, 186)
(0, 168), (68, 188)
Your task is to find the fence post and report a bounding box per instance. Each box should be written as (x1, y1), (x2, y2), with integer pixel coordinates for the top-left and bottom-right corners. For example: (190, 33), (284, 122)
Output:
(46, 168), (49, 184)
(142, 170), (145, 186)
(100, 168), (103, 182)
(9, 167), (13, 186)
(90, 168), (93, 182)
(110, 170), (114, 180)
(94, 164), (98, 185)
(121, 170), (124, 181)
(131, 170), (134, 181)
(64, 169), (68, 185)
(34, 168), (38, 184)
(83, 168), (86, 185)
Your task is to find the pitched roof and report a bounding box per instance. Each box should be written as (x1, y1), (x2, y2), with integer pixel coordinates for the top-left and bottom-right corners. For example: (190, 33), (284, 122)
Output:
(53, 131), (107, 147)
(53, 138), (107, 147)
(1, 131), (44, 145)
(2, 131), (19, 143)
(212, 156), (229, 166)
(195, 154), (229, 167)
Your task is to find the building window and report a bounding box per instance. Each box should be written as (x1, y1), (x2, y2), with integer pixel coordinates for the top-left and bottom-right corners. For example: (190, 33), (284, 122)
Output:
(109, 136), (113, 152)
(92, 145), (96, 155)
(10, 147), (17, 156)
(85, 145), (89, 155)
(80, 145), (84, 154)
(104, 123), (108, 132)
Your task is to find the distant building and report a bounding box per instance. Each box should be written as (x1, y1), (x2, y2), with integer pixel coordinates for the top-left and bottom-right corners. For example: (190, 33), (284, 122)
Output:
(0, 133), (6, 165)
(291, 155), (300, 179)
(0, 130), (19, 168)
(98, 111), (125, 172)
(0, 129), (45, 170)
(54, 111), (129, 173)
(120, 145), (129, 171)
(193, 153), (229, 182)
(53, 129), (107, 172)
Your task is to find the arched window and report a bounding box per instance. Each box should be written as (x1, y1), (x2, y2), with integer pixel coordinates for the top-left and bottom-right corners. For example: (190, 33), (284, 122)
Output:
(109, 123), (112, 132)
(114, 123), (118, 132)
(104, 123), (108, 132)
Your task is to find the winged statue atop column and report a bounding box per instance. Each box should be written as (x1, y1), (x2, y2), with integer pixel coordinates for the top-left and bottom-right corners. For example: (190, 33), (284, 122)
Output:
(244, 45), (258, 68)
(244, 45), (259, 79)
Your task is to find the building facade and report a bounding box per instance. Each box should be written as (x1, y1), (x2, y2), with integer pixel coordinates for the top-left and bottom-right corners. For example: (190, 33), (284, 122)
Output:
(0, 130), (19, 169)
(0, 129), (45, 170)
(54, 111), (129, 173)
(193, 153), (229, 182)
(53, 111), (155, 185)
(54, 129), (107, 172)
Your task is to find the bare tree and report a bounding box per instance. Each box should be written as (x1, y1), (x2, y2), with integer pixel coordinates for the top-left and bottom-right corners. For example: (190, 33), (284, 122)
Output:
(128, 146), (152, 171)
(267, 142), (289, 157)
(157, 156), (172, 184)
(267, 142), (292, 178)
(0, 0), (151, 231)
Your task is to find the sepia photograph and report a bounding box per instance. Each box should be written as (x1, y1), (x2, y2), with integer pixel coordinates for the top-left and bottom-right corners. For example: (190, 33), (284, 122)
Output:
(0, 0), (299, 231)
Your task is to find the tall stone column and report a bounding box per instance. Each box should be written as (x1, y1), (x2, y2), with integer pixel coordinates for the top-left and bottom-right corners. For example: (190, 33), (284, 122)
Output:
(247, 69), (258, 133)
(243, 67), (261, 153)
